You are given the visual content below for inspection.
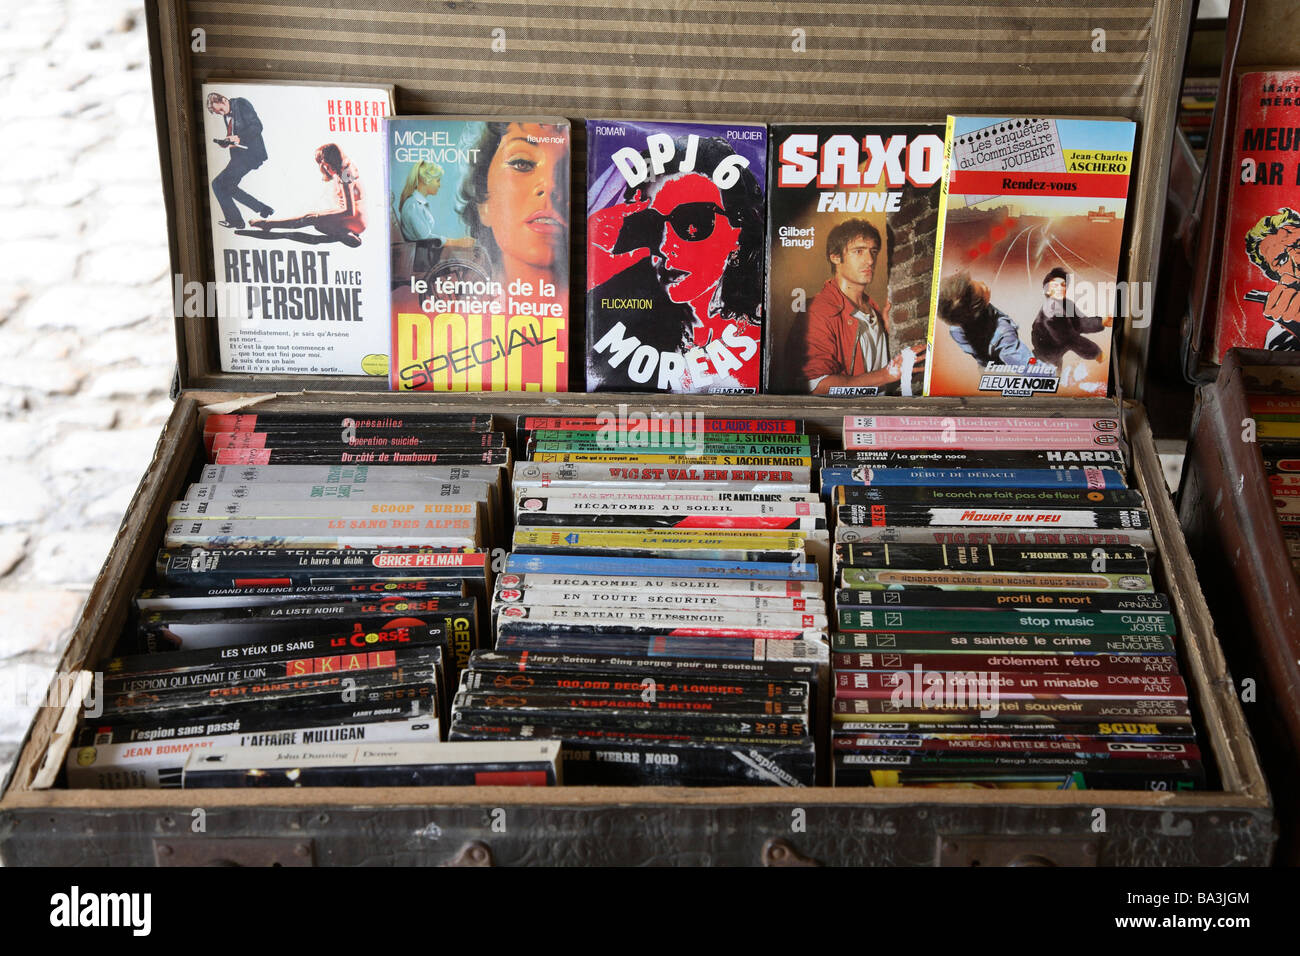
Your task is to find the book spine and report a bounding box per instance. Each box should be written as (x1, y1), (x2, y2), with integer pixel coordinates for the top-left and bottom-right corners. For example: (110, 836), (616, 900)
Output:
(836, 504), (1149, 531)
(495, 630), (829, 662)
(460, 668), (810, 700)
(514, 462), (811, 489)
(213, 448), (510, 466)
(825, 466), (1126, 489)
(830, 630), (1175, 655)
(468, 647), (822, 684)
(831, 696), (1191, 720)
(516, 416), (804, 434)
(834, 524), (1154, 551)
(832, 650), (1178, 675)
(835, 587), (1170, 612)
(527, 429), (815, 446)
(834, 486), (1144, 508)
(496, 570), (819, 596)
(836, 607), (1175, 636)
(835, 543), (1149, 574)
(843, 430), (1123, 451)
(839, 566), (1153, 592)
(528, 452), (813, 467)
(843, 415), (1120, 432)
(833, 669), (1187, 700)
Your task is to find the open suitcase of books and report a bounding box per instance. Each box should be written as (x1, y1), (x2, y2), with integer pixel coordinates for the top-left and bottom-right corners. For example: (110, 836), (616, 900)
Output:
(0, 0), (1277, 866)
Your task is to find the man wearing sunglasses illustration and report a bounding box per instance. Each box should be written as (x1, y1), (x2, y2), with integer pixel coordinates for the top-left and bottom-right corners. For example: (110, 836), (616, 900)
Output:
(802, 218), (926, 395)
(587, 136), (765, 392)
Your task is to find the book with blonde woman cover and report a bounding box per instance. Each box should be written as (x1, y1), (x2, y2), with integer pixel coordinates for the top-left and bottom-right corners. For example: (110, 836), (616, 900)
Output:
(385, 117), (571, 391)
(1215, 71), (1300, 359)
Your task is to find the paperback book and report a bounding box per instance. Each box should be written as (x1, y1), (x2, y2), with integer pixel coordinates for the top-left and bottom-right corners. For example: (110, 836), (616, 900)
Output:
(924, 117), (1135, 398)
(200, 81), (394, 376)
(586, 119), (767, 393)
(766, 123), (944, 396)
(387, 117), (571, 391)
(1215, 71), (1300, 358)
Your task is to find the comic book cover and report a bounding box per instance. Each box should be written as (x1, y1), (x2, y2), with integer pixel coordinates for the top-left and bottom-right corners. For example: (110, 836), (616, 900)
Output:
(586, 119), (767, 393)
(766, 123), (945, 396)
(199, 82), (394, 376)
(1215, 71), (1300, 359)
(386, 117), (570, 391)
(924, 117), (1136, 397)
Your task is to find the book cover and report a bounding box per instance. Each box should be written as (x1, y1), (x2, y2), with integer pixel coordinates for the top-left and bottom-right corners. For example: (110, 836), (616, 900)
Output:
(586, 119), (767, 393)
(924, 117), (1135, 398)
(199, 81), (394, 376)
(1215, 71), (1300, 359)
(387, 118), (571, 391)
(766, 123), (944, 396)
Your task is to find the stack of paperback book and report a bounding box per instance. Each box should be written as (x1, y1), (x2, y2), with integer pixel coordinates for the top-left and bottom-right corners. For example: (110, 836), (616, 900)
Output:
(822, 414), (1205, 789)
(1247, 394), (1300, 577)
(447, 413), (829, 786)
(67, 411), (562, 789)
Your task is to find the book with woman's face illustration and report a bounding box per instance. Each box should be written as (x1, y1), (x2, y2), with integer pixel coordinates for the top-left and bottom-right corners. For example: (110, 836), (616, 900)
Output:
(385, 116), (571, 392)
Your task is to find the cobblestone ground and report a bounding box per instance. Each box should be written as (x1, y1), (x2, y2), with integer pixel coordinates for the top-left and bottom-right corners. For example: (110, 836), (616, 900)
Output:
(0, 0), (173, 782)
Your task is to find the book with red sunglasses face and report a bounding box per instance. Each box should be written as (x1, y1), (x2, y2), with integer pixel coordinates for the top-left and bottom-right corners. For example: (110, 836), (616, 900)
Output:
(585, 119), (768, 394)
(766, 122), (946, 399)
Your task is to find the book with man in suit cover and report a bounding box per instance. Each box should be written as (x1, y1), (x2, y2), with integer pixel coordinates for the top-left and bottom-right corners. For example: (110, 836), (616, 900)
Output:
(198, 81), (393, 377)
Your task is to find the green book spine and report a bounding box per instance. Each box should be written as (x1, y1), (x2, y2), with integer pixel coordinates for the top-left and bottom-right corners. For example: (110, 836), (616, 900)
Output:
(837, 608), (1175, 636)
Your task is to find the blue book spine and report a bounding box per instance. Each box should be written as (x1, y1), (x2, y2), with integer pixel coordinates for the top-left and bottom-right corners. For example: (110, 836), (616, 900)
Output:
(819, 466), (1126, 494)
(504, 553), (818, 581)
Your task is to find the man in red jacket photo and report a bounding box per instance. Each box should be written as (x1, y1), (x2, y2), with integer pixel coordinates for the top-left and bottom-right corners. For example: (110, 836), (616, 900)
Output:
(801, 218), (926, 395)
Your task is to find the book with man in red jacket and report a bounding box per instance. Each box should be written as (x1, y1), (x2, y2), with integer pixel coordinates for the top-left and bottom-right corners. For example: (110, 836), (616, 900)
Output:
(765, 123), (944, 396)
